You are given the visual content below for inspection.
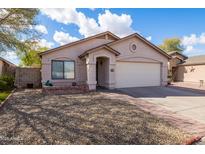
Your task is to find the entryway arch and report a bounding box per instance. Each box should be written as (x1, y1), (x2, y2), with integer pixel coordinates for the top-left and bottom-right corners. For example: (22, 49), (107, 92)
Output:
(96, 56), (110, 88)
(84, 47), (119, 90)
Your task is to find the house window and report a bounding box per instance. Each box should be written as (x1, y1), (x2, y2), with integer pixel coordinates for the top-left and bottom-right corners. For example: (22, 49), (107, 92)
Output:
(52, 60), (75, 79)
(129, 42), (137, 53)
(132, 44), (137, 50)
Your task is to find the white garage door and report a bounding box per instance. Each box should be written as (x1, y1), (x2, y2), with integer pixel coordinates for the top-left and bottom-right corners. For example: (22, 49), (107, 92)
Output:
(115, 62), (161, 88)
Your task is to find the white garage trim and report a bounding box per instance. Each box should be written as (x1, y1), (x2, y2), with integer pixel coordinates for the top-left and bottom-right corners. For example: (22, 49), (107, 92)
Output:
(117, 56), (162, 63)
(115, 62), (161, 88)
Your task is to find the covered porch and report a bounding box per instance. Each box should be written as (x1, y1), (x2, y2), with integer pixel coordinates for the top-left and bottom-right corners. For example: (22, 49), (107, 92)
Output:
(79, 45), (120, 90)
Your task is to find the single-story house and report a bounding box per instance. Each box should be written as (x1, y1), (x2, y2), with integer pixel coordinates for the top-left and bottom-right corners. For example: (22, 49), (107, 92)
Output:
(0, 57), (16, 77)
(39, 31), (171, 91)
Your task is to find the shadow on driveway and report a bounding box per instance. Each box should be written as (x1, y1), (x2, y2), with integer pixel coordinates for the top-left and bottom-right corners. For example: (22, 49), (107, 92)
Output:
(113, 86), (205, 98)
(106, 86), (205, 125)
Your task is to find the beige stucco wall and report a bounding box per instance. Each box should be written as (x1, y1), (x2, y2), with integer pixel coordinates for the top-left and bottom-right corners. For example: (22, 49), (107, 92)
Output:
(0, 60), (3, 76)
(176, 64), (205, 83)
(169, 57), (182, 69)
(0, 60), (16, 77)
(41, 38), (113, 86)
(109, 37), (168, 85)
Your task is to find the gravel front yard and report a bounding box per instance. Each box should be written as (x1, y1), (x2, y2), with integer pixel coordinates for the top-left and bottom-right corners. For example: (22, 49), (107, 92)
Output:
(0, 89), (190, 144)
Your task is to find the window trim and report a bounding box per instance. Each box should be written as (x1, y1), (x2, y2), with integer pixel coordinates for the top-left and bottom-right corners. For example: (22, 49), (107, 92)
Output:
(51, 60), (75, 80)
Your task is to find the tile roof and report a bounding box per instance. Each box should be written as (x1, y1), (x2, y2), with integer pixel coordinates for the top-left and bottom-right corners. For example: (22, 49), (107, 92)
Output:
(168, 51), (188, 59)
(39, 31), (120, 56)
(180, 55), (205, 65)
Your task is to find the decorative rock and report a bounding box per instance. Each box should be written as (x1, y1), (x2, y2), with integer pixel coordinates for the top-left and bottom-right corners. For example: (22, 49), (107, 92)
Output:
(198, 137), (205, 145)
(193, 137), (205, 145)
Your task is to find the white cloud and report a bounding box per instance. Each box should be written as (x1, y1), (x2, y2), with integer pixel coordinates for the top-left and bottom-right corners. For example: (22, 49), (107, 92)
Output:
(146, 36), (152, 41)
(41, 9), (134, 38)
(183, 46), (204, 57)
(41, 8), (78, 25)
(41, 8), (100, 37)
(181, 33), (205, 46)
(181, 34), (198, 46)
(0, 51), (19, 65)
(77, 12), (101, 37)
(89, 8), (96, 11)
(5, 52), (18, 61)
(34, 25), (48, 34)
(181, 33), (205, 56)
(186, 45), (194, 51)
(38, 39), (54, 48)
(53, 31), (79, 45)
(199, 33), (205, 44)
(98, 10), (134, 37)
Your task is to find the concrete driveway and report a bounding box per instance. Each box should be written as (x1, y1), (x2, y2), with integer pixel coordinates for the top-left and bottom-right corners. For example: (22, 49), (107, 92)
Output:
(118, 86), (205, 124)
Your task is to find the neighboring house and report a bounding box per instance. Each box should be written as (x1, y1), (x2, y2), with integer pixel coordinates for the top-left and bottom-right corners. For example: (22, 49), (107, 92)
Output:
(176, 55), (205, 85)
(39, 31), (170, 90)
(0, 57), (16, 77)
(169, 51), (205, 86)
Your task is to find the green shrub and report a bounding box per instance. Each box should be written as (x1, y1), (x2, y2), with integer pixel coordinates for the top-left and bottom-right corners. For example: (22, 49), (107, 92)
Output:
(0, 80), (8, 90)
(0, 75), (14, 88)
(0, 90), (11, 102)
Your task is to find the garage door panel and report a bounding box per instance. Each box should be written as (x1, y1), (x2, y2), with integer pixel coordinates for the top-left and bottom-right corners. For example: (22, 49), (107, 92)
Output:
(116, 62), (161, 88)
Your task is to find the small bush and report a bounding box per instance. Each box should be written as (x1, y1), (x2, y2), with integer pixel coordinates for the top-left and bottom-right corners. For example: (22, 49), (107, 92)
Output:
(0, 75), (14, 89)
(0, 80), (8, 90)
(0, 91), (11, 102)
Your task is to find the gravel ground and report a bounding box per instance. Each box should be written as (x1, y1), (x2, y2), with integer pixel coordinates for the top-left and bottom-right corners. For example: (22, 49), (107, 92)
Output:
(195, 137), (205, 145)
(0, 89), (191, 145)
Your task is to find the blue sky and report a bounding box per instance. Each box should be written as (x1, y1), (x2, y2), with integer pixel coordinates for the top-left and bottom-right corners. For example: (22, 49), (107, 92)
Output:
(3, 8), (205, 65)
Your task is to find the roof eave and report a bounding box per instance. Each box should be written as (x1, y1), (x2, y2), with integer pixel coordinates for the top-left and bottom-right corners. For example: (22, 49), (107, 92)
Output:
(169, 51), (188, 59)
(107, 33), (171, 59)
(133, 33), (171, 59)
(79, 45), (120, 59)
(178, 62), (205, 66)
(39, 31), (120, 56)
(0, 57), (16, 67)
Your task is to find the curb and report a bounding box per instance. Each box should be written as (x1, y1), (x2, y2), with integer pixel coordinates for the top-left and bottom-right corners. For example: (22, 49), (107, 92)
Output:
(0, 88), (16, 109)
(183, 136), (203, 145)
